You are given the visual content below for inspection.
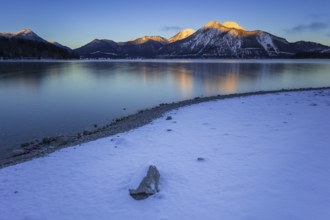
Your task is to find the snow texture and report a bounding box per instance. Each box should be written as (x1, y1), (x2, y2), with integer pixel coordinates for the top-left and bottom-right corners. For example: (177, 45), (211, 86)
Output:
(257, 33), (279, 56)
(1, 90), (330, 220)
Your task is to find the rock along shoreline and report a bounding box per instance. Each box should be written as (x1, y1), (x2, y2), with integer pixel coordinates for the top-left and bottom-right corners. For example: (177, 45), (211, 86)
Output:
(1, 87), (329, 168)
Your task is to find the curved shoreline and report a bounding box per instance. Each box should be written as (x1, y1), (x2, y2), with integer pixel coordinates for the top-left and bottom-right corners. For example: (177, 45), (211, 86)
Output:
(1, 87), (329, 168)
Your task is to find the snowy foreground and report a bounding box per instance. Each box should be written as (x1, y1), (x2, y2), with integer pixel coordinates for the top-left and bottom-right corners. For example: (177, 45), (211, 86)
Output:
(1, 90), (330, 220)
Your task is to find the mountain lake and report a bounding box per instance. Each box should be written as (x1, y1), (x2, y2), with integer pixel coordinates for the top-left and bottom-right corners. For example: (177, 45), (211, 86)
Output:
(1, 59), (330, 160)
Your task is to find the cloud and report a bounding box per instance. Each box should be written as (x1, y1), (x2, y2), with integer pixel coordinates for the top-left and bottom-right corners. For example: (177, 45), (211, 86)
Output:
(161, 26), (183, 32)
(308, 13), (326, 20)
(285, 22), (328, 33)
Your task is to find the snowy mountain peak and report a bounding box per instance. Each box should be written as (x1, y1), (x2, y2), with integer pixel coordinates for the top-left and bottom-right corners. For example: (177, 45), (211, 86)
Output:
(222, 21), (245, 30)
(203, 21), (223, 29)
(168, 28), (196, 43)
(14, 29), (41, 39)
(130, 36), (168, 44)
(17, 28), (34, 34)
(203, 21), (245, 31)
(0, 28), (47, 43)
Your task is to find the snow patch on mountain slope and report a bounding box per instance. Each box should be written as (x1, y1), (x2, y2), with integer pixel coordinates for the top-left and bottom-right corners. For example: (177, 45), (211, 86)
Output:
(223, 32), (242, 57)
(257, 33), (279, 56)
(181, 28), (224, 55)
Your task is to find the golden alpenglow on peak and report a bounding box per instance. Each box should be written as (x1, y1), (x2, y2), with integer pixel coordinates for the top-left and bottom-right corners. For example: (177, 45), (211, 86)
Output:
(203, 20), (245, 31)
(132, 36), (168, 44)
(180, 28), (196, 36)
(204, 21), (222, 28)
(16, 29), (34, 35)
(222, 21), (245, 30)
(169, 29), (196, 43)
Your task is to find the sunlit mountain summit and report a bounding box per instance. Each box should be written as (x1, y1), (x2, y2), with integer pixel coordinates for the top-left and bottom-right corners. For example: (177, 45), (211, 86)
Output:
(168, 29), (196, 43)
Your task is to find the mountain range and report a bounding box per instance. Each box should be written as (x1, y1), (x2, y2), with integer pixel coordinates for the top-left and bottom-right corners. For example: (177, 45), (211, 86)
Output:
(1, 21), (330, 59)
(0, 29), (77, 59)
(75, 21), (330, 59)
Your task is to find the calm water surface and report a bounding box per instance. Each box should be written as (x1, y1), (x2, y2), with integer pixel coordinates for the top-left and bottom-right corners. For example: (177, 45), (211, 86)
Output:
(1, 59), (330, 159)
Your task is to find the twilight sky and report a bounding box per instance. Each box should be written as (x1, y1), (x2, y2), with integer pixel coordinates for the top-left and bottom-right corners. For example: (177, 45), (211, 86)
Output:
(1, 0), (329, 49)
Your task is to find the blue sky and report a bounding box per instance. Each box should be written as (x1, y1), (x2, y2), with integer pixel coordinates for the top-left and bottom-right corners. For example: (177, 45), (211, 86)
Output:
(1, 0), (329, 48)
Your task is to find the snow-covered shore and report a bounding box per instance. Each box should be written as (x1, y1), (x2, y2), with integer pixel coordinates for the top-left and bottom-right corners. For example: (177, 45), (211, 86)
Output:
(1, 89), (330, 220)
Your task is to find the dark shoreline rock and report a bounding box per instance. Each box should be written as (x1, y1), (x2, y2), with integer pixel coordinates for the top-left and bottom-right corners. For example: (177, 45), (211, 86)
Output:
(12, 149), (26, 157)
(166, 116), (172, 120)
(1, 87), (329, 168)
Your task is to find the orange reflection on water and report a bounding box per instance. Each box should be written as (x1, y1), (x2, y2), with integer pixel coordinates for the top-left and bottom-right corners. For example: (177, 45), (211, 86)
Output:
(174, 66), (193, 98)
(203, 72), (239, 95)
(140, 64), (163, 85)
(219, 73), (239, 94)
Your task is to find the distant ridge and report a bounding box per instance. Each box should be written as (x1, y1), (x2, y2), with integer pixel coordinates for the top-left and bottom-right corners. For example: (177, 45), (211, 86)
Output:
(0, 29), (77, 59)
(0, 29), (47, 43)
